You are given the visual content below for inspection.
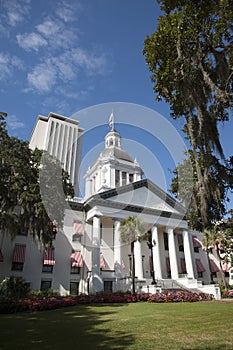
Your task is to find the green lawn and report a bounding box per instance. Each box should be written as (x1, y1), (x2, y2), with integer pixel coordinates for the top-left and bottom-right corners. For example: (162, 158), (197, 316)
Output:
(0, 301), (232, 350)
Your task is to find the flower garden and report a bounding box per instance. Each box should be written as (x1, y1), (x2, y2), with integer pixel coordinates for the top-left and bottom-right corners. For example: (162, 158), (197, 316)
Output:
(0, 290), (214, 314)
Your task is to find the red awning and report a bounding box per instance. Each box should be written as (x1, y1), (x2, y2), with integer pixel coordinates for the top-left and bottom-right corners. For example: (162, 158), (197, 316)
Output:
(166, 257), (171, 272)
(177, 233), (183, 247)
(100, 253), (105, 269)
(192, 236), (202, 248)
(0, 249), (3, 262)
(222, 262), (229, 272)
(209, 260), (220, 273)
(71, 251), (83, 267)
(195, 259), (206, 272)
(12, 244), (26, 263)
(43, 248), (55, 266)
(73, 220), (84, 236)
(180, 258), (187, 273)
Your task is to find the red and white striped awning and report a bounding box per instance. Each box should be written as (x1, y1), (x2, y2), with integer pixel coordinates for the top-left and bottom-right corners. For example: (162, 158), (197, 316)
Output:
(73, 220), (84, 236)
(192, 236), (202, 248)
(195, 259), (205, 273)
(0, 249), (3, 262)
(12, 244), (26, 263)
(100, 253), (105, 269)
(209, 260), (220, 273)
(43, 248), (55, 266)
(71, 251), (83, 267)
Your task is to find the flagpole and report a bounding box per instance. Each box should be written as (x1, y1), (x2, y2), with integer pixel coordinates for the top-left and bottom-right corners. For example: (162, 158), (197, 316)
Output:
(112, 110), (114, 130)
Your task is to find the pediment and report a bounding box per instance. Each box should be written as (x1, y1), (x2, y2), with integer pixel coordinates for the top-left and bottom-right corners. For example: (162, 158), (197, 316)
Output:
(96, 179), (185, 215)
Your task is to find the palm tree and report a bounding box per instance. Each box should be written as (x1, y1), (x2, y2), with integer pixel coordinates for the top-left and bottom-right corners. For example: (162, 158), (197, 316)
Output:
(203, 224), (231, 289)
(119, 216), (148, 294)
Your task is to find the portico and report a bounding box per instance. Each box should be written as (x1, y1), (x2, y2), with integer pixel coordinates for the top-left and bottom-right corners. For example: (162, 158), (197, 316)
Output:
(81, 126), (198, 294)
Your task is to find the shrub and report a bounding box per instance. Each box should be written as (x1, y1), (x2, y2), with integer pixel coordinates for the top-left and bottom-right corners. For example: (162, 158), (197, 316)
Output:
(0, 277), (30, 300)
(30, 289), (60, 299)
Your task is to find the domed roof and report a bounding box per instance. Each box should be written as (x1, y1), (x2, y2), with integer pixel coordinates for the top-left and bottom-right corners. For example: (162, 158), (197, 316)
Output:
(105, 128), (121, 138)
(101, 148), (134, 162)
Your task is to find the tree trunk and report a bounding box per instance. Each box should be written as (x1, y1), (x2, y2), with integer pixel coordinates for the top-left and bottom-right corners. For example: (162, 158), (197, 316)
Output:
(216, 246), (227, 289)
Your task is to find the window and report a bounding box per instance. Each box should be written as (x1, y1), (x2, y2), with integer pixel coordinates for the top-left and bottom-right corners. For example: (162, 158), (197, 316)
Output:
(40, 280), (52, 291)
(70, 281), (79, 295)
(192, 236), (202, 253)
(163, 232), (169, 251)
(104, 281), (113, 293)
(122, 172), (127, 186)
(71, 266), (81, 274)
(129, 173), (134, 183)
(100, 223), (103, 244)
(72, 234), (81, 242)
(42, 264), (53, 273)
(11, 244), (26, 271)
(11, 262), (24, 271)
(115, 169), (120, 187)
(177, 233), (184, 252)
(42, 248), (55, 273)
(17, 230), (28, 236)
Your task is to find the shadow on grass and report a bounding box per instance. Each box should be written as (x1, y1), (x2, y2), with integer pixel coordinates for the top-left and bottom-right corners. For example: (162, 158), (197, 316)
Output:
(0, 304), (134, 350)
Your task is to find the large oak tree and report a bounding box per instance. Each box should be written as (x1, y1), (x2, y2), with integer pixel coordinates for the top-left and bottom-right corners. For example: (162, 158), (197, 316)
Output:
(143, 0), (233, 230)
(0, 112), (74, 246)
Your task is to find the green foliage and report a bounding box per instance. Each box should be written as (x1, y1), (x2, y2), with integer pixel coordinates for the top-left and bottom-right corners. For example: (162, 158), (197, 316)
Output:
(144, 1), (233, 230)
(0, 276), (30, 300)
(30, 289), (60, 299)
(120, 216), (148, 244)
(0, 112), (74, 245)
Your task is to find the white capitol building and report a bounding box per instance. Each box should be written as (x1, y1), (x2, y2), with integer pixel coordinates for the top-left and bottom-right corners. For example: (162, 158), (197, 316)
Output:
(0, 112), (231, 299)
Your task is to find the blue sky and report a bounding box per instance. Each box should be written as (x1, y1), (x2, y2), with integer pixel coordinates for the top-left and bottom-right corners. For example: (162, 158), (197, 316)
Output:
(1, 0), (232, 209)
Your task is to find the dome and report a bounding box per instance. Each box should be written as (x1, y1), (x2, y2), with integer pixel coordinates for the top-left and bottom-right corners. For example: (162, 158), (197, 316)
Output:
(101, 148), (134, 162)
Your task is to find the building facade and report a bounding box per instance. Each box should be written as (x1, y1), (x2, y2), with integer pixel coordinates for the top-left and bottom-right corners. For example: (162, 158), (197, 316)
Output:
(0, 119), (230, 298)
(29, 112), (84, 196)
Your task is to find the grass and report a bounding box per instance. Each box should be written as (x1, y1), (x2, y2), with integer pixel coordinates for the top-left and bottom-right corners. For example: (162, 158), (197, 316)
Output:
(0, 301), (233, 350)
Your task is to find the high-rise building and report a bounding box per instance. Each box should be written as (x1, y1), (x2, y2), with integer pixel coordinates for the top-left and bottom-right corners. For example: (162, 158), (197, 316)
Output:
(29, 112), (84, 196)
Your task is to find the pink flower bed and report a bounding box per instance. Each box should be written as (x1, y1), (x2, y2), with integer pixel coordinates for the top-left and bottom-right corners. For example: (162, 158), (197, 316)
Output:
(225, 290), (233, 298)
(0, 291), (214, 314)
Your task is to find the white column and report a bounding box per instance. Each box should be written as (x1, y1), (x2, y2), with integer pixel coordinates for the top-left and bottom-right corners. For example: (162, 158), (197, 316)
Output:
(126, 173), (129, 184)
(92, 216), (101, 276)
(134, 239), (143, 280)
(90, 216), (103, 293)
(152, 225), (162, 280)
(168, 227), (179, 279)
(120, 171), (122, 186)
(114, 219), (122, 277)
(183, 229), (195, 279)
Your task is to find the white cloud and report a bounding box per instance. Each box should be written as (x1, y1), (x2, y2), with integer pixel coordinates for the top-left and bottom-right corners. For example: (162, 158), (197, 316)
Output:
(36, 19), (60, 38)
(16, 32), (48, 52)
(27, 62), (56, 93)
(4, 0), (31, 27)
(7, 115), (25, 130)
(71, 48), (107, 75)
(26, 46), (108, 94)
(55, 1), (79, 23)
(0, 52), (23, 80)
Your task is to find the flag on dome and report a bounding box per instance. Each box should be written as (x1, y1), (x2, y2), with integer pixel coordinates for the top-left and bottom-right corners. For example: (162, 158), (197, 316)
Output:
(108, 112), (114, 129)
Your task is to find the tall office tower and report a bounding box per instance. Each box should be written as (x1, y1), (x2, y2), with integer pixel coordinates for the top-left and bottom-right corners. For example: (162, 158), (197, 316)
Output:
(29, 112), (84, 196)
